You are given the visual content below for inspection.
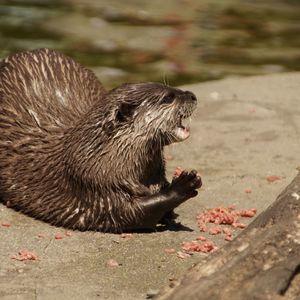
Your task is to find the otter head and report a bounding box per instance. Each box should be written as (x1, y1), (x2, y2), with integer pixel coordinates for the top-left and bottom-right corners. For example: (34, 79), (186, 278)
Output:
(103, 82), (197, 146)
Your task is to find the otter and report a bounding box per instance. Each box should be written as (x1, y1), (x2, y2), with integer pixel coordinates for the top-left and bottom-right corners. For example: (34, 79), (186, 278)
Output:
(0, 48), (201, 233)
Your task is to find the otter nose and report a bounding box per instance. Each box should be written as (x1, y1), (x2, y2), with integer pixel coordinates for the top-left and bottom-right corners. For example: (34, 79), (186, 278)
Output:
(183, 90), (197, 102)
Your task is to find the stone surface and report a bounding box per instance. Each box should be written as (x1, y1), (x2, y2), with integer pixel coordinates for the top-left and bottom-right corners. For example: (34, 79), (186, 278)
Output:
(0, 72), (299, 299)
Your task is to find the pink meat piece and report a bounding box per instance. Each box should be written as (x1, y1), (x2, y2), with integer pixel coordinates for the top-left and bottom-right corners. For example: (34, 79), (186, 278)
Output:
(165, 248), (176, 254)
(209, 226), (222, 235)
(107, 259), (120, 267)
(177, 251), (191, 259)
(11, 250), (38, 261)
(266, 175), (281, 183)
(174, 167), (183, 177)
(182, 241), (217, 253)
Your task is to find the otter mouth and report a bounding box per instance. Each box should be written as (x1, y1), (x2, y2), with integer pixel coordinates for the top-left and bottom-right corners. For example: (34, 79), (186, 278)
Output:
(162, 102), (196, 145)
(173, 118), (190, 142)
(173, 117), (190, 142)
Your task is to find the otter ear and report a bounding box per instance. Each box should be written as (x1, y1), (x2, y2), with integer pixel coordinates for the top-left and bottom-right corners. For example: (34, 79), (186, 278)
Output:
(116, 102), (136, 122)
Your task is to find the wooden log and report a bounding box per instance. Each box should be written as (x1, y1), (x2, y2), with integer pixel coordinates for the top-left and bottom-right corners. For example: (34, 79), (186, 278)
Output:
(157, 172), (300, 300)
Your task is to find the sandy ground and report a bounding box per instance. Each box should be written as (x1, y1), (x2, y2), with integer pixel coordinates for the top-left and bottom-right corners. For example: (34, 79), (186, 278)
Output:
(0, 72), (299, 300)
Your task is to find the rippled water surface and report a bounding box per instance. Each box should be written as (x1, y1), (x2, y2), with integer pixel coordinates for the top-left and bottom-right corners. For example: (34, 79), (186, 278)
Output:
(1, 0), (300, 87)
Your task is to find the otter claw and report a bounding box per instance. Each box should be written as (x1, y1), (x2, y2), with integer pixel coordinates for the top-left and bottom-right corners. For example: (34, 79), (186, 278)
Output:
(191, 175), (202, 189)
(170, 169), (202, 198)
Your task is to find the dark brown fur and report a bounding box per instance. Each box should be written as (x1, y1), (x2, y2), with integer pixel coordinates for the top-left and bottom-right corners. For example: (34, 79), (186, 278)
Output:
(0, 48), (199, 232)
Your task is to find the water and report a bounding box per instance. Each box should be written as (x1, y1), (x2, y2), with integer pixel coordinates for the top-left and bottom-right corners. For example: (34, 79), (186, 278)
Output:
(1, 0), (300, 88)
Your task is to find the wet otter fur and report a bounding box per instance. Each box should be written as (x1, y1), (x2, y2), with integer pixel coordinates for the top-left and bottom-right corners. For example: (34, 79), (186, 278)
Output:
(0, 48), (201, 232)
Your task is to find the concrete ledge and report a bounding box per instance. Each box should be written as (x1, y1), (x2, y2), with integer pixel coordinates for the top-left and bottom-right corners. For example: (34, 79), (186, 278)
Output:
(1, 72), (300, 299)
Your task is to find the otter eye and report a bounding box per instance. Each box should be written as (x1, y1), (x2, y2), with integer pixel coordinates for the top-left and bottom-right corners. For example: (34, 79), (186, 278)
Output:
(161, 92), (175, 104)
(116, 102), (136, 122)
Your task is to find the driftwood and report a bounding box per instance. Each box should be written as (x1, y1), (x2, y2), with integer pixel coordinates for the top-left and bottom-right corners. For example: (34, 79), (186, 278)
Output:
(157, 172), (300, 300)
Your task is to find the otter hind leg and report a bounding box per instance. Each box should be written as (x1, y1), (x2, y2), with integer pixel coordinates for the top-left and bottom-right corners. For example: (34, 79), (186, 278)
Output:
(134, 170), (202, 230)
(159, 210), (178, 225)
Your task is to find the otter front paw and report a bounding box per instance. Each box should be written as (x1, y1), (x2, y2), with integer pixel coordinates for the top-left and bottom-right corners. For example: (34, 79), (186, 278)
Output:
(135, 170), (201, 230)
(170, 169), (202, 199)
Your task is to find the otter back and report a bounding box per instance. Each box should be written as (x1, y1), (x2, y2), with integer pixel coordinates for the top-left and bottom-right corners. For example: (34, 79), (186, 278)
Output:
(0, 48), (105, 129)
